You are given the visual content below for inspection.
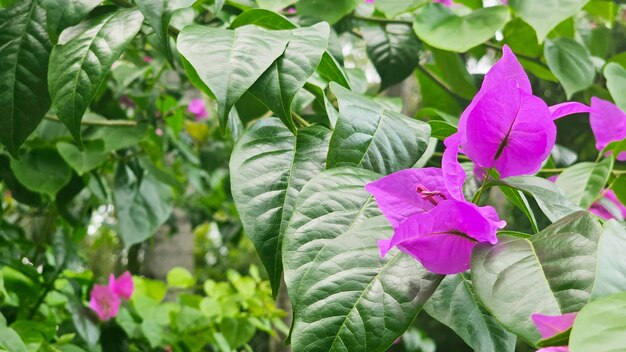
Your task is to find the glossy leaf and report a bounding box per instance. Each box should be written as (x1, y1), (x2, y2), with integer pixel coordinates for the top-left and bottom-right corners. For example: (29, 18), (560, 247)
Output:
(604, 62), (626, 111)
(424, 274), (517, 352)
(500, 185), (539, 233)
(430, 48), (477, 99)
(48, 9), (144, 144)
(283, 167), (443, 351)
(230, 8), (294, 30)
(472, 211), (603, 345)
(42, 0), (101, 42)
(327, 83), (431, 175)
(135, 0), (194, 60)
(248, 23), (329, 132)
(177, 25), (289, 131)
(255, 0), (296, 11)
(0, 0), (52, 157)
(509, 0), (590, 42)
(295, 0), (360, 24)
(10, 148), (72, 198)
(361, 23), (422, 90)
(317, 52), (351, 89)
(57, 140), (108, 175)
(569, 291), (626, 352)
(544, 37), (596, 98)
(591, 220), (626, 299)
(376, 0), (427, 17)
(555, 158), (613, 209)
(230, 119), (331, 296)
(413, 4), (510, 53)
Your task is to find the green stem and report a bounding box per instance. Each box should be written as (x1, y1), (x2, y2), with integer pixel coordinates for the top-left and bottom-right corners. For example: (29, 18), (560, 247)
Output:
(472, 168), (493, 204)
(45, 114), (137, 127)
(291, 112), (311, 128)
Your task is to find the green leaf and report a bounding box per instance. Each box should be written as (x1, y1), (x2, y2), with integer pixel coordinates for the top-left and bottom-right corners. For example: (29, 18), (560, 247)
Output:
(42, 0), (101, 43)
(569, 292), (626, 352)
(430, 48), (477, 99)
(555, 158), (613, 209)
(0, 326), (27, 352)
(230, 119), (331, 296)
(428, 120), (457, 140)
(295, 0), (360, 24)
(537, 328), (571, 347)
(327, 83), (431, 175)
(604, 62), (626, 111)
(0, 155), (42, 206)
(248, 23), (329, 132)
(502, 18), (542, 58)
(135, 0), (195, 60)
(114, 165), (173, 247)
(220, 317), (256, 349)
(424, 274), (517, 352)
(375, 0), (427, 18)
(472, 211), (603, 345)
(584, 0), (617, 27)
(591, 220), (626, 299)
(544, 37), (596, 98)
(0, 0), (52, 157)
(48, 9), (144, 144)
(166, 267), (196, 288)
(67, 292), (100, 349)
(497, 176), (582, 222)
(177, 25), (289, 132)
(283, 167), (443, 351)
(317, 52), (351, 89)
(88, 124), (148, 152)
(509, 0), (590, 42)
(255, 0), (296, 11)
(361, 23), (422, 90)
(412, 4), (510, 53)
(500, 185), (539, 233)
(57, 140), (108, 175)
(230, 8), (295, 30)
(10, 148), (72, 198)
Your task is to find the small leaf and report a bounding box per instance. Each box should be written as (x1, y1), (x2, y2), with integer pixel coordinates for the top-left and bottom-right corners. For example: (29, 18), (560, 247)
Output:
(604, 62), (626, 111)
(48, 9), (144, 144)
(544, 37), (596, 98)
(569, 291), (626, 352)
(57, 140), (108, 175)
(135, 0), (195, 60)
(295, 0), (360, 24)
(509, 0), (590, 42)
(10, 148), (72, 198)
(166, 267), (196, 288)
(555, 158), (613, 209)
(42, 0), (101, 43)
(413, 4), (510, 53)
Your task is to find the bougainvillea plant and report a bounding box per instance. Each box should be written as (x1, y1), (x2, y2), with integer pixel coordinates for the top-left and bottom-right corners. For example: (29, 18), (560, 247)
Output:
(1, 0), (626, 351)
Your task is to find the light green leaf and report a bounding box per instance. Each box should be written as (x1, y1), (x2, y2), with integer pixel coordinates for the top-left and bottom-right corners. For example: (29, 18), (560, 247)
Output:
(10, 148), (72, 198)
(502, 18), (542, 58)
(135, 0), (195, 60)
(230, 119), (331, 296)
(327, 83), (430, 175)
(509, 0), (590, 41)
(544, 37), (596, 98)
(0, 0), (52, 157)
(424, 274), (517, 352)
(604, 62), (626, 111)
(555, 158), (613, 209)
(375, 0), (427, 18)
(177, 25), (289, 131)
(220, 318), (256, 349)
(570, 291), (626, 352)
(472, 211), (603, 346)
(230, 8), (295, 30)
(413, 4), (510, 53)
(591, 220), (626, 299)
(42, 0), (101, 43)
(166, 267), (196, 288)
(283, 167), (443, 351)
(255, 0), (296, 11)
(57, 140), (108, 175)
(295, 0), (360, 24)
(48, 9), (144, 144)
(0, 326), (27, 352)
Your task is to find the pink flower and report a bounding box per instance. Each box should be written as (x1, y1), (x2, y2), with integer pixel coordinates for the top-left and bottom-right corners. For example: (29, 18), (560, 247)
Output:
(537, 348), (569, 352)
(589, 189), (626, 220)
(364, 0), (375, 3)
(109, 271), (134, 300)
(156, 128), (164, 136)
(143, 56), (153, 63)
(433, 0), (453, 6)
(531, 312), (576, 352)
(188, 98), (208, 120)
(89, 285), (121, 321)
(590, 97), (626, 161)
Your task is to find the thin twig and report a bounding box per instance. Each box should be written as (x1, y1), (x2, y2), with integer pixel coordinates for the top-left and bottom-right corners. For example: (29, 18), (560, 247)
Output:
(45, 114), (137, 127)
(291, 112), (310, 128)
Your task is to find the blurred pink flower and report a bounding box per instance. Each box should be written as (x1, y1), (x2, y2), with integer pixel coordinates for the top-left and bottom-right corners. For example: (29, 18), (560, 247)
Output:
(589, 189), (626, 220)
(109, 271), (134, 300)
(89, 285), (121, 321)
(188, 98), (208, 120)
(433, 0), (453, 6)
(156, 128), (164, 136)
(364, 0), (375, 3)
(286, 7), (296, 14)
(143, 56), (153, 63)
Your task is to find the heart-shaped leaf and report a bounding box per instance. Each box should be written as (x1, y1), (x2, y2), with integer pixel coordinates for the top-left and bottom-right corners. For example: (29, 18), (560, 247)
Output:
(135, 0), (195, 60)
(544, 37), (596, 98)
(471, 211), (603, 346)
(556, 158), (613, 209)
(48, 9), (144, 144)
(413, 3), (510, 53)
(0, 0), (52, 157)
(327, 83), (431, 175)
(509, 0), (590, 42)
(57, 140), (108, 175)
(283, 167), (443, 351)
(604, 62), (626, 111)
(10, 148), (72, 198)
(569, 291), (626, 352)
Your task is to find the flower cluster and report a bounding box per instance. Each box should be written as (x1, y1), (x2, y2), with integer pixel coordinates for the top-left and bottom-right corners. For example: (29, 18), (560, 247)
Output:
(89, 272), (134, 321)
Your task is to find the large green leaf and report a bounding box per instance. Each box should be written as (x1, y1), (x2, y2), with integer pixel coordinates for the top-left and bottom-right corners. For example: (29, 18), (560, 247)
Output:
(327, 83), (430, 175)
(248, 23), (329, 132)
(555, 158), (613, 209)
(430, 48), (477, 99)
(569, 292), (626, 352)
(472, 211), (603, 345)
(135, 0), (195, 60)
(375, 0), (427, 18)
(361, 23), (422, 90)
(591, 220), (626, 299)
(544, 37), (596, 98)
(0, 0), (52, 157)
(424, 274), (517, 352)
(604, 62), (626, 111)
(497, 176), (582, 222)
(295, 0), (360, 24)
(42, 0), (101, 43)
(413, 4), (510, 53)
(502, 18), (542, 58)
(283, 167), (443, 351)
(509, 0), (590, 42)
(48, 9), (144, 144)
(230, 118), (331, 296)
(10, 148), (72, 198)
(177, 25), (289, 131)
(114, 165), (173, 247)
(57, 140), (108, 175)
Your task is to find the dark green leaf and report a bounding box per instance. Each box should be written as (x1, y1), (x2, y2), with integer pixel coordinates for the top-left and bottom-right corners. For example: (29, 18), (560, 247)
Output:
(10, 148), (72, 198)
(88, 124), (148, 152)
(428, 120), (457, 140)
(135, 0), (195, 60)
(327, 83), (431, 175)
(413, 4), (510, 53)
(42, 0), (101, 43)
(537, 328), (571, 347)
(295, 0), (360, 24)
(500, 185), (539, 233)
(502, 18), (542, 58)
(569, 291), (626, 352)
(67, 292), (100, 348)
(555, 158), (613, 209)
(604, 62), (626, 111)
(544, 37), (596, 98)
(57, 140), (108, 175)
(230, 119), (331, 296)
(48, 9), (144, 144)
(0, 0), (52, 157)
(591, 220), (626, 299)
(430, 48), (477, 99)
(509, 0), (590, 42)
(317, 52), (351, 89)
(0, 155), (42, 206)
(424, 274), (517, 352)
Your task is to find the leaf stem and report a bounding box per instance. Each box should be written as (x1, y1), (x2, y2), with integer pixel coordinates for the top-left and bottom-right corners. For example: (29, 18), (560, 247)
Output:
(472, 168), (493, 204)
(291, 112), (311, 128)
(45, 114), (137, 127)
